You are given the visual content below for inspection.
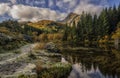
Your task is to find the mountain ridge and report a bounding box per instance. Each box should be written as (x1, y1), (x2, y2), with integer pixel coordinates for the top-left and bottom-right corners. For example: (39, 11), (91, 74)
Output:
(28, 12), (81, 28)
(61, 12), (81, 26)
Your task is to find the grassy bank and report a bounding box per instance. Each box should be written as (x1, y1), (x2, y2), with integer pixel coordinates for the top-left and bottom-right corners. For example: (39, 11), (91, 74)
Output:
(37, 62), (72, 78)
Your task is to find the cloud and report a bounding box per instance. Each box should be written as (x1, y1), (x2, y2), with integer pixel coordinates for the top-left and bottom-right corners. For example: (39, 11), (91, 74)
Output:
(49, 0), (108, 14)
(56, 0), (78, 12)
(9, 0), (16, 4)
(0, 0), (110, 22)
(0, 3), (10, 16)
(74, 0), (109, 15)
(9, 4), (66, 22)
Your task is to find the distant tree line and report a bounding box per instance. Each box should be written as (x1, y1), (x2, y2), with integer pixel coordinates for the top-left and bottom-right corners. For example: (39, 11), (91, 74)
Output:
(0, 20), (44, 50)
(63, 5), (120, 43)
(0, 20), (42, 36)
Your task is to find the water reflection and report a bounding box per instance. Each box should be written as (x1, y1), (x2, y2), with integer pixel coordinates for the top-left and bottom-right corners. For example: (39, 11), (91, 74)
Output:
(68, 63), (105, 78)
(62, 44), (120, 78)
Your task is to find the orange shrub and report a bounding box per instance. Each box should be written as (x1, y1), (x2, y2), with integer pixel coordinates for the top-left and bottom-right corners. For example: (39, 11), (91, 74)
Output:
(34, 43), (46, 50)
(38, 33), (48, 41)
(47, 34), (54, 40)
(53, 33), (63, 40)
(37, 33), (63, 41)
(0, 27), (9, 34)
(35, 61), (44, 74)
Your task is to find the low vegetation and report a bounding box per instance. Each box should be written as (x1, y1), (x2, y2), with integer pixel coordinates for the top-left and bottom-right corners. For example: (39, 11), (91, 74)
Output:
(36, 63), (71, 78)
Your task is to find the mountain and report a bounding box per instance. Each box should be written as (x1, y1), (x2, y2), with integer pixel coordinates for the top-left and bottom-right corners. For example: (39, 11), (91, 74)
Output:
(28, 20), (64, 33)
(62, 13), (81, 27)
(28, 13), (81, 29)
(28, 20), (64, 28)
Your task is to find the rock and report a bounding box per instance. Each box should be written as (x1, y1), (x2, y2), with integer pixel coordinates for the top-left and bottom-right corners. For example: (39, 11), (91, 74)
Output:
(0, 63), (37, 78)
(23, 35), (33, 42)
(14, 63), (36, 74)
(44, 42), (60, 53)
(0, 33), (13, 45)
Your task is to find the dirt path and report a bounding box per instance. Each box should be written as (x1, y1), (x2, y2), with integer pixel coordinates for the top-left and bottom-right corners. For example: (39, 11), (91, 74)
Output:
(0, 44), (36, 65)
(0, 43), (37, 76)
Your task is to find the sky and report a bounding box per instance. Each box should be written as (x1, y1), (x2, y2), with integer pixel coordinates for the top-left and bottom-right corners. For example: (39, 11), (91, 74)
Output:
(0, 0), (120, 22)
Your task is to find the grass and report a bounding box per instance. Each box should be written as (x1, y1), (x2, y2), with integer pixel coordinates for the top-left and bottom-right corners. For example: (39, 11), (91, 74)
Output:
(37, 62), (72, 78)
(28, 52), (37, 59)
(13, 50), (21, 54)
(18, 74), (37, 78)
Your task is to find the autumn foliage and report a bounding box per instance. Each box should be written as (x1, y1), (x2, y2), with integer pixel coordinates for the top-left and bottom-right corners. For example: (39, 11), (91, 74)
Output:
(38, 33), (63, 41)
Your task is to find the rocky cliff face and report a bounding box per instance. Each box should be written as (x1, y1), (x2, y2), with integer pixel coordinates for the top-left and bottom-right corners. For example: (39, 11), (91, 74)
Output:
(62, 13), (81, 27)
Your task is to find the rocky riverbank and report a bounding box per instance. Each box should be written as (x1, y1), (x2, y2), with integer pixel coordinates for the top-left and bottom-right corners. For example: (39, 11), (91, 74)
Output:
(0, 42), (71, 78)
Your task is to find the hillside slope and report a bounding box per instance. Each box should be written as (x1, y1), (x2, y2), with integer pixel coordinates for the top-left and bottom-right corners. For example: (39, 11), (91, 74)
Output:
(28, 20), (64, 33)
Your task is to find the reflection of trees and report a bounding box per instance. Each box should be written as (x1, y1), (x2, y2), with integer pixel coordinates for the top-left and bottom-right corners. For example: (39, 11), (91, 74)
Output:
(99, 44), (112, 51)
(96, 49), (120, 76)
(62, 48), (120, 77)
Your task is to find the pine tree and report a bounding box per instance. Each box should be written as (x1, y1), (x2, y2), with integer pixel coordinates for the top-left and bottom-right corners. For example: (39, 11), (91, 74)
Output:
(93, 14), (98, 40)
(71, 21), (77, 41)
(99, 8), (110, 36)
(86, 13), (93, 40)
(117, 4), (120, 23)
(62, 24), (69, 41)
(76, 21), (82, 41)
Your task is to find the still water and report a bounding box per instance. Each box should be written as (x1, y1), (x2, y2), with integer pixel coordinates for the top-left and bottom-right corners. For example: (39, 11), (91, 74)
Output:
(62, 44), (120, 78)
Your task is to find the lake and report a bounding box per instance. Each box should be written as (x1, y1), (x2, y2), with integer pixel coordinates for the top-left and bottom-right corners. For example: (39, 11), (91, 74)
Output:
(61, 44), (120, 78)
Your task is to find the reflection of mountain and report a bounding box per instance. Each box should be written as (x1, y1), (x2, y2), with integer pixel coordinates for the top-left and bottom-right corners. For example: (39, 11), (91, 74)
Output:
(62, 47), (120, 78)
(68, 63), (105, 78)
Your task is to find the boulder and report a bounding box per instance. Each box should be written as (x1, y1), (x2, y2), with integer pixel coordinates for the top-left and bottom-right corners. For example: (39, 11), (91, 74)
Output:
(0, 63), (37, 78)
(0, 33), (13, 45)
(44, 42), (60, 53)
